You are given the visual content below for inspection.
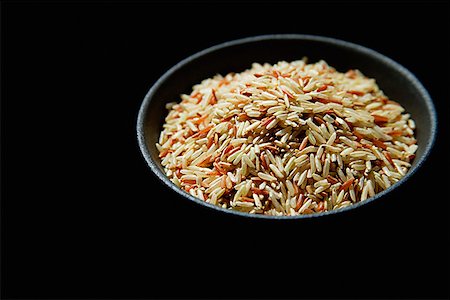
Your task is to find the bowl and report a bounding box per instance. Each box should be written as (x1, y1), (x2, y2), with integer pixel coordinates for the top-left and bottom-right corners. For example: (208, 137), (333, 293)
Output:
(137, 34), (437, 219)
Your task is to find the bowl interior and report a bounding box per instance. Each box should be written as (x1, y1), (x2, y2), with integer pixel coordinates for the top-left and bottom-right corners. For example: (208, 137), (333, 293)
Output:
(138, 35), (436, 217)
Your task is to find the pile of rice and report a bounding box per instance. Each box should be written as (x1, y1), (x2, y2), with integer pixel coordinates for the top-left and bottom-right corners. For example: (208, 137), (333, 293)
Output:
(156, 59), (417, 216)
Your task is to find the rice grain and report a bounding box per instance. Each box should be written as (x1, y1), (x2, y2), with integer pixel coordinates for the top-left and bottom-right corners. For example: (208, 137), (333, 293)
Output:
(157, 59), (417, 215)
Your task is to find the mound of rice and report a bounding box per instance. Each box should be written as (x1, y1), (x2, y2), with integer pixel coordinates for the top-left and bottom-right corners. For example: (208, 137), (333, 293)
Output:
(156, 59), (417, 216)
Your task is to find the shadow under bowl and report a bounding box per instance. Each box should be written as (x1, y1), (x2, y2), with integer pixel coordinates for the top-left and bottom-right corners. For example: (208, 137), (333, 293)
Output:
(137, 34), (437, 219)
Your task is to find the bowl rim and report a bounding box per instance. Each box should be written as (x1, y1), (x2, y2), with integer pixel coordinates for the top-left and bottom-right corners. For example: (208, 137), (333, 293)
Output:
(137, 34), (437, 219)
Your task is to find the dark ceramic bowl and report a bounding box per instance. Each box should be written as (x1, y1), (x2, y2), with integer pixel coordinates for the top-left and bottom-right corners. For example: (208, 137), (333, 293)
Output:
(137, 34), (437, 219)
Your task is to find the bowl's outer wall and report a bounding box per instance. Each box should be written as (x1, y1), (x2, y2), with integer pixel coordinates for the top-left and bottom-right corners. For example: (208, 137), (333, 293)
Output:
(139, 36), (436, 218)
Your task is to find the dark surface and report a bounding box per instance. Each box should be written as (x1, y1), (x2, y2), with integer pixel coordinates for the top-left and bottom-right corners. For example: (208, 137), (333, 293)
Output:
(137, 34), (437, 219)
(2, 1), (449, 299)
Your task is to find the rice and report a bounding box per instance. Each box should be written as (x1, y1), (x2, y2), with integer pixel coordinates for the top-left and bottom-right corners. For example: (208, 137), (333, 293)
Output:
(156, 58), (417, 216)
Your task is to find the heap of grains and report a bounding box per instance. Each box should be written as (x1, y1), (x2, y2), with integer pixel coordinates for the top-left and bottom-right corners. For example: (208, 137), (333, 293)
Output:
(156, 59), (418, 216)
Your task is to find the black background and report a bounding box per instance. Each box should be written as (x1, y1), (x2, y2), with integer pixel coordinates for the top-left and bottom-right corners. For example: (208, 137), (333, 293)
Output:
(2, 1), (449, 299)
